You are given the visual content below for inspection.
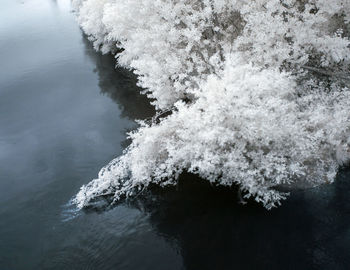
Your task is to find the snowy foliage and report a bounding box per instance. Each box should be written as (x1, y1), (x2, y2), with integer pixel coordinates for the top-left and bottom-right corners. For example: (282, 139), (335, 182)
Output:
(72, 0), (350, 209)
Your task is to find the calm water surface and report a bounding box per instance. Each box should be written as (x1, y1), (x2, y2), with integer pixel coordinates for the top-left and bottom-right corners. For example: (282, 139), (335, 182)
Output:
(0, 1), (350, 269)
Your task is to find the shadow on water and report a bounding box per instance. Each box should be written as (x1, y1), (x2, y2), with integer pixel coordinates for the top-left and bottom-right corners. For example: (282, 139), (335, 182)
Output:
(83, 167), (350, 270)
(81, 35), (155, 121)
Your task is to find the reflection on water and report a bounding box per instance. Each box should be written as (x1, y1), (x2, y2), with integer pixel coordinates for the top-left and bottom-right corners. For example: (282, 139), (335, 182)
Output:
(0, 0), (349, 270)
(81, 35), (155, 121)
(87, 168), (350, 270)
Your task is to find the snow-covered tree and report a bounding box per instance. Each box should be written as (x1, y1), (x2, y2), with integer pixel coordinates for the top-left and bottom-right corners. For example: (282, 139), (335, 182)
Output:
(72, 0), (350, 209)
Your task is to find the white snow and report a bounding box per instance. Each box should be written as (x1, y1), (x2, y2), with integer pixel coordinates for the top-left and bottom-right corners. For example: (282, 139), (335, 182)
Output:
(72, 0), (350, 209)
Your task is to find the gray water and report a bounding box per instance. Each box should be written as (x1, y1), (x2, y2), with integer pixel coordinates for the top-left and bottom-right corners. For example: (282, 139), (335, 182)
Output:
(0, 1), (350, 269)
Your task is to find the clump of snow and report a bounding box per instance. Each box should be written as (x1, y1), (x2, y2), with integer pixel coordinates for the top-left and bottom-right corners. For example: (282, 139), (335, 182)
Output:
(72, 0), (350, 209)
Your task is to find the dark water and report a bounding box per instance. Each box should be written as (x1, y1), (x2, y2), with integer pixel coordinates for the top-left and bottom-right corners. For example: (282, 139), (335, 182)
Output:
(1, 1), (350, 269)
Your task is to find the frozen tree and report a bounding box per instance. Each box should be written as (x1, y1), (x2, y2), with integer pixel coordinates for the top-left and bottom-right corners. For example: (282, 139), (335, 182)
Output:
(72, 0), (350, 209)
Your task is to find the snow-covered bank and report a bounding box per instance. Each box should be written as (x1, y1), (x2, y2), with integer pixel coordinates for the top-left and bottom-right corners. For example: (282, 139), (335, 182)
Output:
(73, 0), (350, 209)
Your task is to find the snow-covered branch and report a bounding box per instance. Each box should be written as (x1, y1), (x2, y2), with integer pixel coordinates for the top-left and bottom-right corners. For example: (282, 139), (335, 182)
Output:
(72, 0), (350, 209)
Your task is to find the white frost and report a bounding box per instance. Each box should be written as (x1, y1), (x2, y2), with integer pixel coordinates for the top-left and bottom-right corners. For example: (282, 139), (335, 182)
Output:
(72, 0), (350, 209)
